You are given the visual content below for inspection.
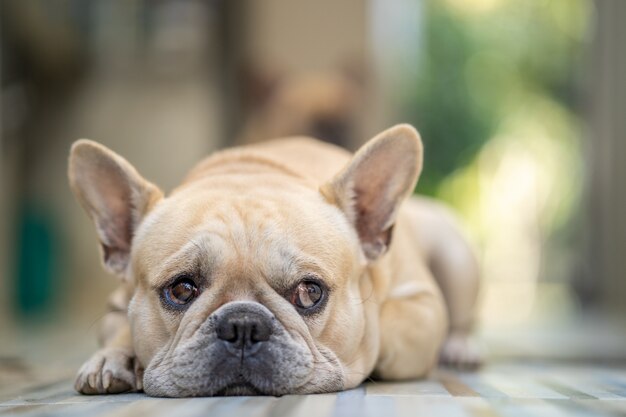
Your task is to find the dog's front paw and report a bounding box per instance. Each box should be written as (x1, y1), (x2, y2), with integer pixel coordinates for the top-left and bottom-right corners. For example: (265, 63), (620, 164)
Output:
(439, 332), (483, 370)
(75, 347), (140, 394)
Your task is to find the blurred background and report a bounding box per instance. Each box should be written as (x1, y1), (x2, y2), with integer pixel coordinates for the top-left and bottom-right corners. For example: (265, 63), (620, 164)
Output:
(1, 0), (625, 375)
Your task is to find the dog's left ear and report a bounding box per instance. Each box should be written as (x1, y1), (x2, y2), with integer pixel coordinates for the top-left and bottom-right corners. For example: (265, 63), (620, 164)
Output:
(321, 124), (423, 261)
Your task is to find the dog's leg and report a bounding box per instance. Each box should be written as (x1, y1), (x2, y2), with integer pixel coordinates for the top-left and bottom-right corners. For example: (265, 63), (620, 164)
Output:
(373, 289), (447, 379)
(75, 285), (141, 394)
(409, 198), (482, 368)
(431, 235), (483, 368)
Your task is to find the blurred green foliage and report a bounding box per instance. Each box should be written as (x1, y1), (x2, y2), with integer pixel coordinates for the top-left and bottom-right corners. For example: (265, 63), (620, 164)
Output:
(406, 0), (589, 196)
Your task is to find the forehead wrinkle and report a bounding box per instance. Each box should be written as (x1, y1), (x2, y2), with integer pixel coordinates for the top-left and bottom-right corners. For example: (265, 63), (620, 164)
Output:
(235, 198), (343, 284)
(195, 194), (349, 289)
(202, 200), (326, 288)
(209, 201), (251, 253)
(146, 231), (223, 288)
(258, 234), (337, 291)
(215, 197), (280, 253)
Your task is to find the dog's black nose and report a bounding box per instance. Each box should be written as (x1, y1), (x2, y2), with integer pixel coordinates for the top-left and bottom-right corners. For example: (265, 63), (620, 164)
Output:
(216, 310), (272, 349)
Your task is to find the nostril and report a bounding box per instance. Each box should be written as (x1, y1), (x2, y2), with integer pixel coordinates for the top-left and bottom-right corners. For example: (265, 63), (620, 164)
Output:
(216, 312), (273, 349)
(250, 322), (271, 343)
(216, 320), (238, 343)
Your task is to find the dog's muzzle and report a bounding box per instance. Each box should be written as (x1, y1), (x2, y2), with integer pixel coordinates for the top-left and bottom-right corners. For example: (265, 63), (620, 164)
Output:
(143, 300), (319, 396)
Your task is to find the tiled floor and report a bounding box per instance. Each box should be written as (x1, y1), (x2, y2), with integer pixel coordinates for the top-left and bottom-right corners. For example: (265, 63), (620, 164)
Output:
(3, 361), (626, 417)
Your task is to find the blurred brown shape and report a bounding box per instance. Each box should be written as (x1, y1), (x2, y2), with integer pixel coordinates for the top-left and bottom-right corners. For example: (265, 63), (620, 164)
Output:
(237, 69), (365, 148)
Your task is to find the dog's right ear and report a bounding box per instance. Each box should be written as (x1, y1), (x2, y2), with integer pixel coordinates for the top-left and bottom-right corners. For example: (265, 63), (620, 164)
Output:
(68, 140), (163, 279)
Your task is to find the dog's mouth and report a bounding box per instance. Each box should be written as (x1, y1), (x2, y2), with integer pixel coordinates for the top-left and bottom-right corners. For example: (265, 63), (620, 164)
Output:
(215, 382), (263, 396)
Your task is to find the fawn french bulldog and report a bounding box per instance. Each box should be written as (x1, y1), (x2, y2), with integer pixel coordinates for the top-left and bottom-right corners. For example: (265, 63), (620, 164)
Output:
(69, 124), (480, 396)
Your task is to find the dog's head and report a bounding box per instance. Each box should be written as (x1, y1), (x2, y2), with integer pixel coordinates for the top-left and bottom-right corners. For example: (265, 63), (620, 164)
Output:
(68, 125), (422, 396)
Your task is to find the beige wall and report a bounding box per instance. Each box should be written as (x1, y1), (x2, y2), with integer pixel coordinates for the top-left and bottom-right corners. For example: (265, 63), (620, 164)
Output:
(245, 0), (366, 73)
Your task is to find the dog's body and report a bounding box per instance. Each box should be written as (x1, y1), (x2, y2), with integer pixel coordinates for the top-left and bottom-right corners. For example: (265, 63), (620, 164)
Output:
(69, 125), (480, 396)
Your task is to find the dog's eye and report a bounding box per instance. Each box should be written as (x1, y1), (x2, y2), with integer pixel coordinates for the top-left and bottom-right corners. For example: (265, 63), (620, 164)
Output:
(164, 277), (199, 307)
(290, 280), (323, 310)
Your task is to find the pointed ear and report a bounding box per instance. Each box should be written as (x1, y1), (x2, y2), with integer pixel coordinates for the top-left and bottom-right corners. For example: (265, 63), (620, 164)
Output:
(321, 124), (423, 261)
(68, 139), (163, 278)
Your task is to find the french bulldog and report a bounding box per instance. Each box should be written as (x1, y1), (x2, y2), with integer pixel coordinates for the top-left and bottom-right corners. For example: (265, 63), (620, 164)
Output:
(68, 124), (480, 397)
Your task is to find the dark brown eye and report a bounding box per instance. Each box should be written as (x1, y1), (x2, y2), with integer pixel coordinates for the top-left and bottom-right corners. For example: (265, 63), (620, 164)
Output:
(164, 278), (198, 307)
(290, 280), (323, 310)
